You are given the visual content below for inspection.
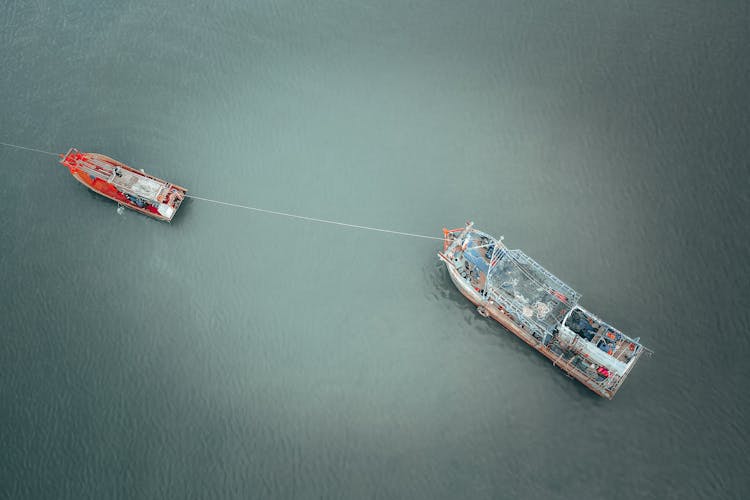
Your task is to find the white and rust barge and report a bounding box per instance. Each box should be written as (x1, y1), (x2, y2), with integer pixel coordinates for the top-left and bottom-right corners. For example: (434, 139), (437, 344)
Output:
(439, 222), (646, 399)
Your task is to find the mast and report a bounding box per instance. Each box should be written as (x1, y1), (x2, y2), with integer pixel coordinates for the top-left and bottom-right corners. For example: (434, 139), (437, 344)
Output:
(484, 235), (505, 288)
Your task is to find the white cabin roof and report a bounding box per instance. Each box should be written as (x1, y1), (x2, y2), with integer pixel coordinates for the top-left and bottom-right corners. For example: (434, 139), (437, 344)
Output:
(112, 170), (165, 201)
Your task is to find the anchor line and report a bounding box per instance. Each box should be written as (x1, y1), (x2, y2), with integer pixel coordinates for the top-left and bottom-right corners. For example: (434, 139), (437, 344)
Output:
(185, 195), (443, 241)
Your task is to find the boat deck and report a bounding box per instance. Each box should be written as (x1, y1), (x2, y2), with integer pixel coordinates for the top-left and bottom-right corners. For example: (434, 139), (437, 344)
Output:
(439, 223), (646, 399)
(60, 148), (187, 222)
(111, 169), (166, 200)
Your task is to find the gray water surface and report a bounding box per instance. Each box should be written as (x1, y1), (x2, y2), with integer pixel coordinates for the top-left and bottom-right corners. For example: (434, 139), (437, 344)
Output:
(1, 1), (748, 498)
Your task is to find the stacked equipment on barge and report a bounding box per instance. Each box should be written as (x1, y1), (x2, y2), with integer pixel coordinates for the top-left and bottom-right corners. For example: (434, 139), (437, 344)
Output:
(438, 222), (646, 399)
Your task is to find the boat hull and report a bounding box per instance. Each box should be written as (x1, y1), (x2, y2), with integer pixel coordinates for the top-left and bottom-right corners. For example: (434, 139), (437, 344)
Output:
(61, 150), (186, 222)
(440, 255), (615, 399)
(67, 166), (170, 221)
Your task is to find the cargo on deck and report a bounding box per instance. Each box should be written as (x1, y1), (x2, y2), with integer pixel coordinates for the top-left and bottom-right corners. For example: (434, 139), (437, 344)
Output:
(438, 222), (647, 399)
(60, 148), (187, 222)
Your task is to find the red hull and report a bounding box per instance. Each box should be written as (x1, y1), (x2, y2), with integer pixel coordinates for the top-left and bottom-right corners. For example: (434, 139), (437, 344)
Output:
(61, 150), (187, 221)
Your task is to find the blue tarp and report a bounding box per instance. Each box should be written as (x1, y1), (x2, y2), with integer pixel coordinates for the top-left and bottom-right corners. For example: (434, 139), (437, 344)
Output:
(464, 242), (489, 274)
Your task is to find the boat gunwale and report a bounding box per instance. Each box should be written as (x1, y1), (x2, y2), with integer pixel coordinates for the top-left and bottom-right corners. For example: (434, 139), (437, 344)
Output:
(61, 148), (187, 222)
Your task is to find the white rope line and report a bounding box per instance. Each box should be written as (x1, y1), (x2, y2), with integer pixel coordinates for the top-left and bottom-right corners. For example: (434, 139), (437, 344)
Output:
(0, 140), (442, 241)
(0, 141), (60, 156)
(186, 194), (443, 241)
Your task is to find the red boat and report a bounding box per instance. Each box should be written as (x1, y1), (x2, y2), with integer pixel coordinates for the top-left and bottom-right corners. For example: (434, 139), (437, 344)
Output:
(60, 148), (187, 222)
